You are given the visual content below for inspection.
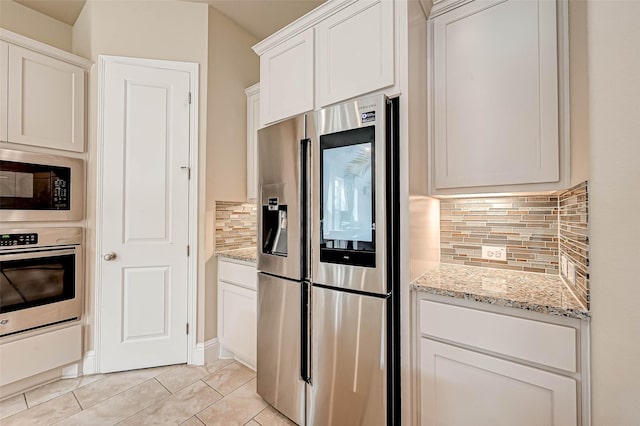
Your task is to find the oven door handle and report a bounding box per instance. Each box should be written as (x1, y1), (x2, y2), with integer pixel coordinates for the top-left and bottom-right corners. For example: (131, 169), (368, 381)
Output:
(0, 248), (76, 262)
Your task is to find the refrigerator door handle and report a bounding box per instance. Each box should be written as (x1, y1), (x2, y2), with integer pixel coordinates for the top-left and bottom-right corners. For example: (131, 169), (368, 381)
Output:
(301, 280), (311, 383)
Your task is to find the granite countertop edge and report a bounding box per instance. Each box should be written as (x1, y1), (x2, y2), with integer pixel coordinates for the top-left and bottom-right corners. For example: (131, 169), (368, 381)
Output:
(411, 265), (590, 321)
(215, 247), (257, 264)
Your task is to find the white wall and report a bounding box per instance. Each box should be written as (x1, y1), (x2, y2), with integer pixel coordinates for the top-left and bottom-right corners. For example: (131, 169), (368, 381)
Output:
(587, 0), (640, 423)
(72, 0), (210, 348)
(0, 0), (72, 51)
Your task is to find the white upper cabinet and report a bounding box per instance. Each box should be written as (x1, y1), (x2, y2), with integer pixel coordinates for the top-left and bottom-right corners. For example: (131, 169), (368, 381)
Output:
(6, 44), (86, 152)
(259, 28), (314, 127)
(254, 0), (404, 125)
(429, 0), (569, 195)
(245, 83), (260, 201)
(315, 0), (394, 107)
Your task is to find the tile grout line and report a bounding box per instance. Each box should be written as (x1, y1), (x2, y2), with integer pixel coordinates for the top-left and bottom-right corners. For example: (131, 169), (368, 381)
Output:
(154, 377), (173, 395)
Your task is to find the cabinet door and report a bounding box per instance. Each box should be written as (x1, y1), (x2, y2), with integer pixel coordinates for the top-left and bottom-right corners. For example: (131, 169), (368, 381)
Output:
(245, 84), (260, 202)
(316, 0), (394, 107)
(7, 44), (85, 152)
(260, 29), (313, 126)
(0, 42), (7, 142)
(432, 0), (559, 190)
(218, 281), (257, 368)
(420, 339), (577, 426)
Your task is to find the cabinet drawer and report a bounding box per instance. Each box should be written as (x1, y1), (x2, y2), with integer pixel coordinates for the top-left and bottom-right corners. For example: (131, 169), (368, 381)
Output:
(219, 260), (257, 290)
(419, 300), (576, 372)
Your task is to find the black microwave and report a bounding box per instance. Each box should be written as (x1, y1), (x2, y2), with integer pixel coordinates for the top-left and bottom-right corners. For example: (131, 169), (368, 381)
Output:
(0, 149), (84, 221)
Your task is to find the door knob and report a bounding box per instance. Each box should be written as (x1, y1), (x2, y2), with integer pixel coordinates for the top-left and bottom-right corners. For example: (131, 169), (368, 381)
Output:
(103, 252), (117, 261)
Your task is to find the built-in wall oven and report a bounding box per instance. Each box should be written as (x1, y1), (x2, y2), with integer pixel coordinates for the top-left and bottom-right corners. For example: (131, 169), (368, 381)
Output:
(0, 149), (84, 221)
(0, 227), (83, 337)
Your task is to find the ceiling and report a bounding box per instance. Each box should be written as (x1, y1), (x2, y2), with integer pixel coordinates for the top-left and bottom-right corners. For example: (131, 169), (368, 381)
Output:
(14, 0), (86, 26)
(13, 0), (325, 41)
(199, 0), (325, 40)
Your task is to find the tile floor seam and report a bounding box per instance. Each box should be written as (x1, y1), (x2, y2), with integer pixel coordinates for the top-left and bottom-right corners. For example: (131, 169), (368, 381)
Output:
(154, 376), (174, 395)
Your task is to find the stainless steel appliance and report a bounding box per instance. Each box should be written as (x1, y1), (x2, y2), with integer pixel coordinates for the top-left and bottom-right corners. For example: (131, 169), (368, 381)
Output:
(0, 227), (84, 336)
(257, 95), (400, 425)
(0, 149), (84, 221)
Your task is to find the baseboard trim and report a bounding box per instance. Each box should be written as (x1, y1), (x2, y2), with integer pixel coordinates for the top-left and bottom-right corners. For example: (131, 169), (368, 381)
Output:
(82, 351), (97, 375)
(193, 338), (219, 365)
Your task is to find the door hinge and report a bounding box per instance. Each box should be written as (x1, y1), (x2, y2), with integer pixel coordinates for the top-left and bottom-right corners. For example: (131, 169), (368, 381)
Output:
(187, 245), (190, 256)
(180, 166), (191, 179)
(186, 323), (189, 335)
(188, 92), (192, 104)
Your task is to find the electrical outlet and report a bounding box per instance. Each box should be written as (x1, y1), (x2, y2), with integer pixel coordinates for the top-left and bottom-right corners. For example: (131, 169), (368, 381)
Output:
(567, 262), (576, 284)
(482, 246), (507, 262)
(560, 255), (568, 277)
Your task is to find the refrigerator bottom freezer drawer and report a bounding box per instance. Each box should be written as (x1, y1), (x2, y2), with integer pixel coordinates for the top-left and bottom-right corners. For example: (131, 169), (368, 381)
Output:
(308, 286), (387, 425)
(257, 273), (305, 425)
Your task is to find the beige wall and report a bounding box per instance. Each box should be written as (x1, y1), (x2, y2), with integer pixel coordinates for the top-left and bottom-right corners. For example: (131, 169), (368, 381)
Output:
(569, 0), (590, 186)
(587, 0), (640, 423)
(206, 7), (259, 205)
(0, 0), (72, 51)
(204, 7), (259, 341)
(72, 0), (210, 347)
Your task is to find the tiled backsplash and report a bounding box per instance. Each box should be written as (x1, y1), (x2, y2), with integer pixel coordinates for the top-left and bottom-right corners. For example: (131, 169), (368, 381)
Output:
(559, 181), (589, 308)
(440, 182), (590, 308)
(440, 196), (560, 273)
(215, 201), (257, 251)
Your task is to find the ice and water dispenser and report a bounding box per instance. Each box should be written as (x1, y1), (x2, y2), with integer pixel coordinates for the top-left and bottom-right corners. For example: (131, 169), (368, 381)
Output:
(262, 197), (288, 257)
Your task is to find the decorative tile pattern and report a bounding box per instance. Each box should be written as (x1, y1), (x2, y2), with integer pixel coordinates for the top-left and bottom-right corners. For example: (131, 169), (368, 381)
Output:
(440, 196), (560, 274)
(559, 181), (589, 308)
(411, 263), (590, 320)
(215, 202), (257, 251)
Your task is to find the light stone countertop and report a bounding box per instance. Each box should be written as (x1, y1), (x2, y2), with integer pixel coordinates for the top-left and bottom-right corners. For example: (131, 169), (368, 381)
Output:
(216, 247), (257, 264)
(411, 263), (590, 321)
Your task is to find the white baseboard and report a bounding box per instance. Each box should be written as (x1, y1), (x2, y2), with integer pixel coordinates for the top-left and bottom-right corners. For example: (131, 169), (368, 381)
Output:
(82, 351), (97, 375)
(61, 363), (79, 379)
(192, 338), (219, 365)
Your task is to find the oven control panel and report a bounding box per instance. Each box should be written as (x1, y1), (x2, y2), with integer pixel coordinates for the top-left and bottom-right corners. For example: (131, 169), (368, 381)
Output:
(0, 233), (38, 246)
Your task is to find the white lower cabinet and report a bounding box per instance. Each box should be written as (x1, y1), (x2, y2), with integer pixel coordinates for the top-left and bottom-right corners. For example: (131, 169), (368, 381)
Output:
(217, 258), (257, 369)
(420, 339), (577, 426)
(417, 296), (588, 425)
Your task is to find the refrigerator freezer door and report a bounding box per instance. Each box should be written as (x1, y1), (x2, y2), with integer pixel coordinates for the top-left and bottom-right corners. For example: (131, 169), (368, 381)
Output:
(257, 273), (305, 425)
(308, 285), (387, 425)
(257, 115), (307, 281)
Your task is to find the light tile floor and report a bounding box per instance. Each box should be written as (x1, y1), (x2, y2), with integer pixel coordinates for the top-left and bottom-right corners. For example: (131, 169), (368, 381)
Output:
(0, 360), (296, 426)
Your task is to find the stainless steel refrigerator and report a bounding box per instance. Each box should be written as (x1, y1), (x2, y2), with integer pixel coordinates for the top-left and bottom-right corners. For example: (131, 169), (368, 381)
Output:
(257, 94), (400, 425)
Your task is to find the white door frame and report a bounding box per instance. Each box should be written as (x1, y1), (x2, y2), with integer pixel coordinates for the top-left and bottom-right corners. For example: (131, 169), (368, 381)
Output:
(93, 55), (200, 372)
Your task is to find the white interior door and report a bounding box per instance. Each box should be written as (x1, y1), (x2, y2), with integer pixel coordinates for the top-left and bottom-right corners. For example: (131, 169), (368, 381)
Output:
(99, 57), (192, 373)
